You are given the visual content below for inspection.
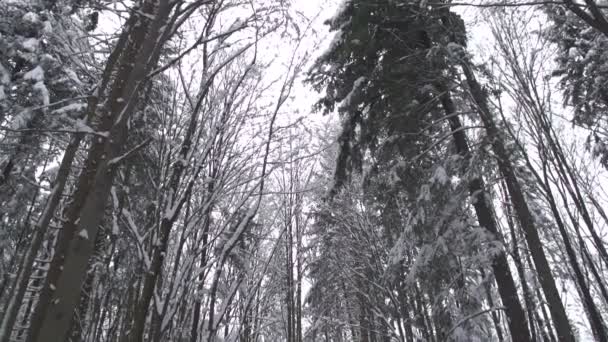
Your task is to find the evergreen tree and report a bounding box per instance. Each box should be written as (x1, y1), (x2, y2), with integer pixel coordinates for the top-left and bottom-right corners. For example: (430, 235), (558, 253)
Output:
(546, 2), (608, 166)
(307, 1), (531, 340)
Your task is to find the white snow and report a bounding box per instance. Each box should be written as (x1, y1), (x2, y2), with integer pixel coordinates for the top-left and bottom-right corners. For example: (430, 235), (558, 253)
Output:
(74, 119), (95, 134)
(33, 81), (50, 105)
(42, 21), (53, 34)
(326, 29), (344, 54)
(431, 166), (448, 185)
(78, 229), (89, 240)
(0, 63), (9, 84)
(64, 68), (83, 86)
(10, 110), (34, 130)
(22, 38), (39, 52)
(22, 12), (40, 23)
(340, 76), (366, 109)
(23, 66), (45, 82)
(53, 103), (87, 116)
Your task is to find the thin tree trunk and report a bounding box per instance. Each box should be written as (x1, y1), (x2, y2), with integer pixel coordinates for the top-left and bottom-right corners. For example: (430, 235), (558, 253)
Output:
(523, 243), (557, 342)
(499, 180), (538, 342)
(540, 165), (607, 341)
(190, 182), (214, 342)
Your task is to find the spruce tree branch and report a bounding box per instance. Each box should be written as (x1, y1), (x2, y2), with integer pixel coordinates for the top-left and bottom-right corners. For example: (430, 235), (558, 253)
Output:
(411, 125), (486, 162)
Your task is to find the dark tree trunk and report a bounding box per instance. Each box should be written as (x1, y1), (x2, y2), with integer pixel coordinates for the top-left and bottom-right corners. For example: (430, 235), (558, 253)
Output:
(26, 1), (173, 339)
(438, 89), (532, 342)
(500, 180), (539, 342)
(461, 63), (575, 342)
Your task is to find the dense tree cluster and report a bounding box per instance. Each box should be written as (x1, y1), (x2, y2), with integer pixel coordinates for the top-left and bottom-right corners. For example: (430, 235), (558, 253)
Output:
(0, 0), (607, 341)
(306, 1), (608, 341)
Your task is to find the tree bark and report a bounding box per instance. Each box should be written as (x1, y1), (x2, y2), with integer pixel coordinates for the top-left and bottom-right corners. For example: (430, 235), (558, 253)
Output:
(25, 1), (174, 340)
(0, 135), (81, 342)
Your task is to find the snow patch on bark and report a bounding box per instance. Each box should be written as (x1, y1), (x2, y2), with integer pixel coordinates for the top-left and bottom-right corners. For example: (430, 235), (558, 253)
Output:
(78, 229), (89, 240)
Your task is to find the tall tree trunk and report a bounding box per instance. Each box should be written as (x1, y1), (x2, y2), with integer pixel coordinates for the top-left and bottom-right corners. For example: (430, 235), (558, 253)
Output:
(479, 269), (505, 342)
(523, 244), (557, 342)
(438, 89), (532, 342)
(460, 62), (575, 342)
(285, 215), (294, 342)
(500, 180), (539, 342)
(295, 211), (303, 342)
(25, 1), (174, 340)
(0, 135), (81, 342)
(190, 181), (215, 342)
(540, 166), (607, 341)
